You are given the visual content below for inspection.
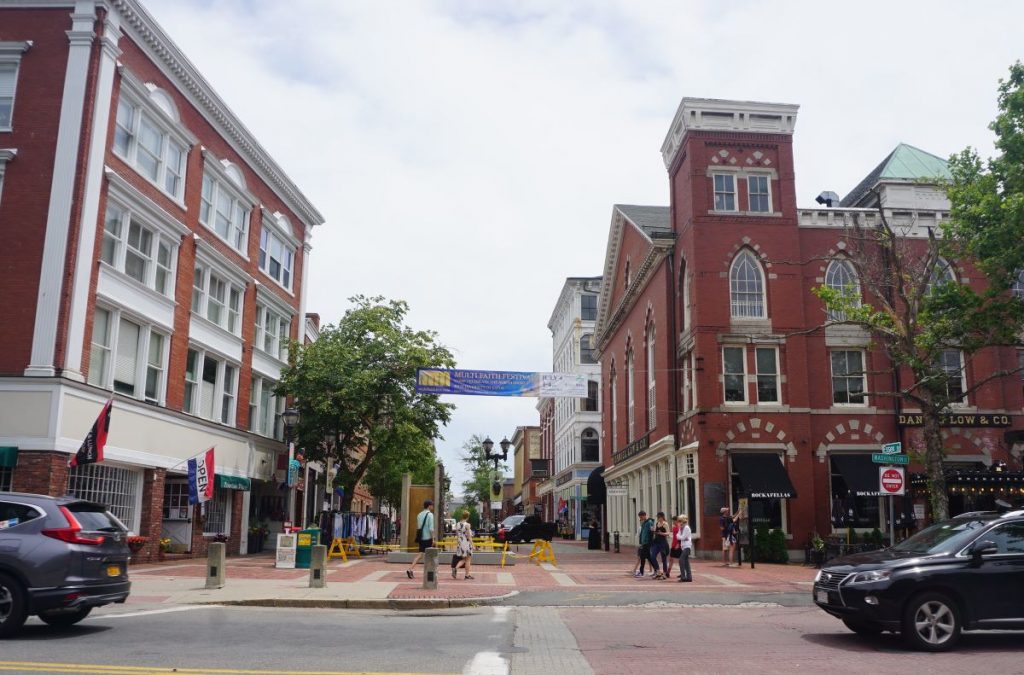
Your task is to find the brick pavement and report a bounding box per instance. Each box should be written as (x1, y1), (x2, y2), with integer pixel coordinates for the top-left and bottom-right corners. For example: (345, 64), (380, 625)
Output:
(509, 607), (594, 675)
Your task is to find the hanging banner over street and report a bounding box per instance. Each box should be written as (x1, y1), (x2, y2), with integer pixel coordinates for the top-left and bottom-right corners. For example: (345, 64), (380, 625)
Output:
(415, 368), (588, 397)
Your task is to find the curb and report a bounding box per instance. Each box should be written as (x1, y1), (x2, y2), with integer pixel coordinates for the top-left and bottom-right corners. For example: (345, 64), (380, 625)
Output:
(197, 590), (520, 611)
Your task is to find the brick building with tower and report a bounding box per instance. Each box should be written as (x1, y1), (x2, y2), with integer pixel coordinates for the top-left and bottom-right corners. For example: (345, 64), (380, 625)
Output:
(594, 98), (1024, 558)
(0, 0), (324, 561)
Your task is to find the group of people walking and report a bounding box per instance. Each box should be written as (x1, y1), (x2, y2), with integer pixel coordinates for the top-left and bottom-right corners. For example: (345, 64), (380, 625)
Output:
(406, 500), (475, 580)
(632, 511), (693, 581)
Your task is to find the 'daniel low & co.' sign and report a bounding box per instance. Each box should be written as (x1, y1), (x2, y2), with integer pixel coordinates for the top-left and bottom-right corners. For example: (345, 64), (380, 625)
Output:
(897, 413), (1011, 428)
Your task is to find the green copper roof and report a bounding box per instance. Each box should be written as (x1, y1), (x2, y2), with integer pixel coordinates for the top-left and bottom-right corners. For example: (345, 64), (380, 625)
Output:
(879, 143), (951, 180)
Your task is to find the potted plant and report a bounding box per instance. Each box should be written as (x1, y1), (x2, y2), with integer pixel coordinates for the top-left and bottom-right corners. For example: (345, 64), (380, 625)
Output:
(126, 535), (148, 555)
(158, 537), (171, 560)
(810, 533), (826, 567)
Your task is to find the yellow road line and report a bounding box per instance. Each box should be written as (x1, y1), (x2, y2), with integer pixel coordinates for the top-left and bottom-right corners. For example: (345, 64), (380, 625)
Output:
(0, 663), (447, 675)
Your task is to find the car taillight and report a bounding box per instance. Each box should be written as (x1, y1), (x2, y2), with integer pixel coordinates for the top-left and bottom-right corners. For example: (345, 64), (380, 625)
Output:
(42, 506), (106, 545)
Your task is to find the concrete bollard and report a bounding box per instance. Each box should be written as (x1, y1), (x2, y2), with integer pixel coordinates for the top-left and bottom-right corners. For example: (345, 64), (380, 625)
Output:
(422, 547), (439, 590)
(206, 542), (226, 589)
(309, 544), (328, 588)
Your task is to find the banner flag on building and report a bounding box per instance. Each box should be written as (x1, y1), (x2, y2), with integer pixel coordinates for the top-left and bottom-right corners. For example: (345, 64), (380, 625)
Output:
(187, 447), (216, 504)
(415, 368), (588, 397)
(69, 399), (112, 468)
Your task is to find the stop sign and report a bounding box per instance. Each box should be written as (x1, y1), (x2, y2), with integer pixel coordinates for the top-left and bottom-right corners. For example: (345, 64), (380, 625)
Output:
(879, 467), (905, 495)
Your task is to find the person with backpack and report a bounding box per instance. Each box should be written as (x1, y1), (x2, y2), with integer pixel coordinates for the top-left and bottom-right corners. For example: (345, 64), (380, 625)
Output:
(406, 499), (435, 579)
(634, 511), (655, 578)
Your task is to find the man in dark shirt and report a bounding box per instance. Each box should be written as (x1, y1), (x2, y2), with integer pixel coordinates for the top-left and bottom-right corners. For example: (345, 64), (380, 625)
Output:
(635, 511), (655, 578)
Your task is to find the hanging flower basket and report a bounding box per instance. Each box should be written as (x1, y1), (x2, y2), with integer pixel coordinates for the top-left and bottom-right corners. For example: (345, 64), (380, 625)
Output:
(126, 536), (148, 553)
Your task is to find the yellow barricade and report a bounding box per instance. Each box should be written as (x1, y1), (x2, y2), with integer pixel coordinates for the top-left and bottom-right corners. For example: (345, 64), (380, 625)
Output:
(500, 541), (511, 568)
(528, 540), (556, 566)
(327, 536), (348, 562)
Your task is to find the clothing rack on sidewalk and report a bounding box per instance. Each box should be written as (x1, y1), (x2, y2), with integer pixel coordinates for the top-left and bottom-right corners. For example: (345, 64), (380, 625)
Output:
(318, 510), (394, 552)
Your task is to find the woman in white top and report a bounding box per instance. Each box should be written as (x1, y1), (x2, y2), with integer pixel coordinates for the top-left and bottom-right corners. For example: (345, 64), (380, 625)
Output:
(676, 514), (693, 582)
(452, 511), (475, 579)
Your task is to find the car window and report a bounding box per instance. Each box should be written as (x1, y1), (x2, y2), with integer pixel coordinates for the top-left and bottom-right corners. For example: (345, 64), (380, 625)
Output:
(984, 522), (1024, 554)
(67, 503), (124, 532)
(891, 517), (993, 554)
(0, 501), (43, 529)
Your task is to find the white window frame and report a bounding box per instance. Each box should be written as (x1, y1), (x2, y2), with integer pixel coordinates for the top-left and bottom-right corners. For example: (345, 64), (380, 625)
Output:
(682, 269), (691, 332)
(191, 252), (247, 338)
(87, 305), (169, 405)
(713, 173), (737, 212)
(747, 174), (772, 213)
(0, 42), (30, 132)
(730, 250), (766, 319)
(940, 349), (968, 407)
(627, 349), (636, 441)
(162, 480), (191, 521)
(258, 214), (297, 292)
(199, 152), (255, 256)
(824, 259), (860, 322)
(67, 462), (143, 533)
(646, 329), (656, 432)
(610, 370), (618, 452)
(722, 346), (747, 404)
(254, 302), (292, 362)
(184, 346), (239, 426)
(249, 376), (284, 440)
(681, 350), (696, 412)
(112, 73), (193, 202)
(100, 200), (179, 298)
(830, 350), (868, 407)
(677, 451), (700, 537)
(754, 346), (780, 404)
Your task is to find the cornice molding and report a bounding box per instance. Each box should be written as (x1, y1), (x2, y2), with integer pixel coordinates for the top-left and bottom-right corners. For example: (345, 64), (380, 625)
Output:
(593, 241), (673, 357)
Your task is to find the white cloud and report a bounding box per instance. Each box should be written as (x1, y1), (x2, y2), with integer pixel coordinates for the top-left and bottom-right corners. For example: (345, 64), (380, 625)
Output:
(143, 0), (1023, 490)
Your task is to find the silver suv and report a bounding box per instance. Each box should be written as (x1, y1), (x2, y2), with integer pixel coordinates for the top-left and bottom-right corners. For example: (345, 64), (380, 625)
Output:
(0, 492), (131, 636)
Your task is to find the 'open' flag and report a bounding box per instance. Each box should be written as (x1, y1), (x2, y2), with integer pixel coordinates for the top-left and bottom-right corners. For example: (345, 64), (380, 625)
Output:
(69, 399), (112, 468)
(187, 448), (215, 504)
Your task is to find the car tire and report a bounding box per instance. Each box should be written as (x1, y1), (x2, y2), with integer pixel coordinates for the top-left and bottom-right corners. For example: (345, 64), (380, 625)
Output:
(0, 573), (28, 638)
(841, 618), (883, 636)
(902, 592), (961, 652)
(38, 606), (92, 627)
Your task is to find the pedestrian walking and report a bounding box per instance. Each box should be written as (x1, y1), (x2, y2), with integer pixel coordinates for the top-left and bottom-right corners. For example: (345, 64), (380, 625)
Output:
(451, 510), (475, 579)
(649, 512), (670, 579)
(720, 506), (739, 567)
(406, 499), (435, 579)
(667, 516), (682, 578)
(634, 511), (655, 578)
(676, 514), (693, 582)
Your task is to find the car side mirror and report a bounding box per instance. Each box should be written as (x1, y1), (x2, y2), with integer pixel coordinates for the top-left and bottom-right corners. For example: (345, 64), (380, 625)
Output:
(972, 540), (998, 560)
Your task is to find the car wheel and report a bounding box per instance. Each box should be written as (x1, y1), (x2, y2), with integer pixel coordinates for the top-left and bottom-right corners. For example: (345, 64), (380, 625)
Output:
(38, 607), (92, 627)
(902, 592), (961, 651)
(841, 618), (883, 636)
(0, 573), (28, 638)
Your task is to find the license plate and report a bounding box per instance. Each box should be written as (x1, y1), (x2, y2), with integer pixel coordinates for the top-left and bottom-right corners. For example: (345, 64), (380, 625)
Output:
(107, 565), (121, 577)
(816, 590), (828, 604)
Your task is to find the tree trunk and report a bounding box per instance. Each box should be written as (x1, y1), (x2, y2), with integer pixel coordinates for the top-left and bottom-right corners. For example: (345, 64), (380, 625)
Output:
(921, 407), (949, 522)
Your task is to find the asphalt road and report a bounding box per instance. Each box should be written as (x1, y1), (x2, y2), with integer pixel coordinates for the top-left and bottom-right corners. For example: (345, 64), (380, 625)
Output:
(1, 603), (1022, 674)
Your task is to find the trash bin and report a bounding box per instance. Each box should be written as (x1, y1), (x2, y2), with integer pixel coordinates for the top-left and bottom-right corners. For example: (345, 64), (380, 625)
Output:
(295, 528), (320, 569)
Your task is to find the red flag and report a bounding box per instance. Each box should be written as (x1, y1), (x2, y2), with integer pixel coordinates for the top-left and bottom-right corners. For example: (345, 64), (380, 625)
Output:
(69, 400), (112, 468)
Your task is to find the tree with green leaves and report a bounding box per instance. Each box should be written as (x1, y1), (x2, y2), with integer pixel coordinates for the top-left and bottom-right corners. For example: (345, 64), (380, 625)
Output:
(459, 434), (506, 509)
(815, 63), (1024, 522)
(277, 296), (456, 512)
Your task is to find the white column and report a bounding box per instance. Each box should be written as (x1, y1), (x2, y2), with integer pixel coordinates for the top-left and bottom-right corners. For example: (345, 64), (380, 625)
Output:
(670, 454), (679, 518)
(64, 10), (121, 380)
(25, 2), (96, 377)
(297, 239), (312, 338)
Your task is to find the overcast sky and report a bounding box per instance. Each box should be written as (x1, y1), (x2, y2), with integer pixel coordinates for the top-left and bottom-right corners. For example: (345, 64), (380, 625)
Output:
(146, 0), (1024, 493)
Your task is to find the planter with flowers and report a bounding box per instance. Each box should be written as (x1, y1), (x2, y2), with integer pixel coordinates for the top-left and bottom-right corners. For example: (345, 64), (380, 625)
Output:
(158, 537), (171, 561)
(126, 535), (148, 555)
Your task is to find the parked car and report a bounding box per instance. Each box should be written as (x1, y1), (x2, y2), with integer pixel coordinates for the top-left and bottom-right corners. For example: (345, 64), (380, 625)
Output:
(505, 515), (556, 544)
(812, 508), (1024, 651)
(0, 492), (132, 636)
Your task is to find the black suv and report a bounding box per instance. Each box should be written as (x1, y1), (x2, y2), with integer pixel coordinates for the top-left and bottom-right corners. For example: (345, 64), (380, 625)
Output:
(0, 493), (132, 636)
(813, 509), (1024, 651)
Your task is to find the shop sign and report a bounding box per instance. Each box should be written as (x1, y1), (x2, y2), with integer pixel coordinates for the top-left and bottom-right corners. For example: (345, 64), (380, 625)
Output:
(612, 433), (650, 465)
(556, 472), (573, 487)
(897, 413), (1011, 427)
(606, 487), (628, 497)
(215, 474), (251, 491)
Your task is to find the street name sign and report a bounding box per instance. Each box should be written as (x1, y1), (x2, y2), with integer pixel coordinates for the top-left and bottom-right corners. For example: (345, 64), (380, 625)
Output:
(872, 453), (909, 465)
(881, 442), (902, 455)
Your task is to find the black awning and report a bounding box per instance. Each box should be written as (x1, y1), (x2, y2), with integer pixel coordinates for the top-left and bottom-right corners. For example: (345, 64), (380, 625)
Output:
(586, 466), (606, 506)
(732, 453), (797, 499)
(831, 454), (882, 497)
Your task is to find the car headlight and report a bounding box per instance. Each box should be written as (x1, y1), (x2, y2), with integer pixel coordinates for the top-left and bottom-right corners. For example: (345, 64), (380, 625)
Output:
(849, 569), (892, 585)
(814, 570), (823, 583)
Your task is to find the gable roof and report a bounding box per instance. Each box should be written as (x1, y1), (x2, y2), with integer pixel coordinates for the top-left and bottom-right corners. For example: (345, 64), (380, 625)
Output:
(841, 143), (951, 207)
(615, 205), (671, 237)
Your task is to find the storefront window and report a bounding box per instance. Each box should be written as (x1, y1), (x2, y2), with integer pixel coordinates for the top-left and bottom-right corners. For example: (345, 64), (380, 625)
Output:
(829, 456), (881, 528)
(203, 489), (230, 536)
(0, 466), (10, 491)
(68, 463), (141, 531)
(162, 481), (191, 521)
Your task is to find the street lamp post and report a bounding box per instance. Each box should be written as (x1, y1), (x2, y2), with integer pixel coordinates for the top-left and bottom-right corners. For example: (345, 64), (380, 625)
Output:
(282, 407), (300, 527)
(482, 436), (510, 528)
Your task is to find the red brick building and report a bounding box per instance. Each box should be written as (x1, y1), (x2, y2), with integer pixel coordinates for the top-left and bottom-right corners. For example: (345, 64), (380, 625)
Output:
(595, 98), (1024, 558)
(0, 1), (324, 561)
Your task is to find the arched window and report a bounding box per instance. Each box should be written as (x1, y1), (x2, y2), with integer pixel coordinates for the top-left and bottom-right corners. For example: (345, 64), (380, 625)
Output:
(730, 250), (765, 318)
(646, 325), (656, 432)
(580, 334), (596, 364)
(927, 257), (955, 294)
(610, 366), (618, 451)
(824, 259), (860, 321)
(581, 428), (600, 463)
(583, 380), (599, 412)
